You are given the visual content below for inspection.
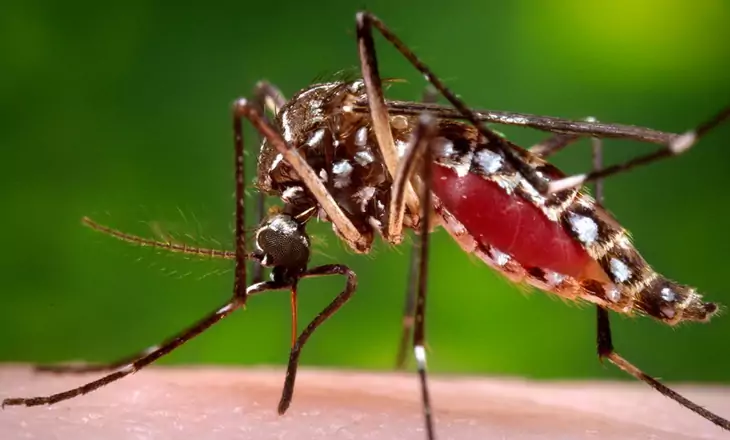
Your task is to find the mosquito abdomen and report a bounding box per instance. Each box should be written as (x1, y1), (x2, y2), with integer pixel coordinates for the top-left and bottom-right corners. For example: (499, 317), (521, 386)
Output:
(636, 277), (719, 324)
(429, 128), (720, 324)
(431, 162), (599, 280)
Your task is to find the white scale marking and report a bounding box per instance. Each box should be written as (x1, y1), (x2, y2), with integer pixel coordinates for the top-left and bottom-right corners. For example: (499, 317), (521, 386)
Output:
(143, 345), (160, 355)
(546, 271), (565, 286)
(414, 345), (427, 367)
(355, 127), (368, 146)
(353, 186), (376, 211)
(451, 153), (473, 178)
(281, 110), (293, 143)
(354, 149), (374, 166)
(305, 128), (325, 147)
(309, 99), (323, 118)
(568, 213), (598, 244)
(349, 80), (363, 92)
(548, 174), (587, 193)
(332, 160), (354, 188)
(396, 140), (409, 158)
(609, 258), (632, 283)
(433, 137), (455, 157)
(490, 247), (510, 267)
(670, 131), (697, 154)
(217, 303), (234, 315)
(661, 287), (676, 302)
(269, 153), (284, 172)
(474, 149), (503, 174)
(282, 186), (303, 202)
(268, 216), (298, 236)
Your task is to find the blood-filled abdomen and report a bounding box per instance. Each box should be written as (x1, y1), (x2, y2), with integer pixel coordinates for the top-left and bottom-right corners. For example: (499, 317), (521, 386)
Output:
(431, 163), (598, 280)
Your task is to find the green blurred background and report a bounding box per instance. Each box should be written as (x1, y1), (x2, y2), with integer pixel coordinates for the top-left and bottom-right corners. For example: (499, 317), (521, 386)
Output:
(2, 0), (730, 385)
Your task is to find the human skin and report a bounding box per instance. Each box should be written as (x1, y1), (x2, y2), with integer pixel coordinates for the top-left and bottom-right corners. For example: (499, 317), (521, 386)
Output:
(0, 365), (728, 440)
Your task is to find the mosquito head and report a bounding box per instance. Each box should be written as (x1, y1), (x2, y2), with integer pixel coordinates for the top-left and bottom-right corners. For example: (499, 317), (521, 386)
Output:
(253, 213), (311, 283)
(638, 278), (720, 325)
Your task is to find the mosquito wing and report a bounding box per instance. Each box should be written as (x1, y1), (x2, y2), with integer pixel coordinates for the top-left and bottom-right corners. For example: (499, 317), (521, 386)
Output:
(353, 99), (678, 146)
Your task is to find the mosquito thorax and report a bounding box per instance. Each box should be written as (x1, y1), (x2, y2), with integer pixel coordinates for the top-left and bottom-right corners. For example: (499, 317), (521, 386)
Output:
(253, 214), (310, 282)
(256, 80), (419, 244)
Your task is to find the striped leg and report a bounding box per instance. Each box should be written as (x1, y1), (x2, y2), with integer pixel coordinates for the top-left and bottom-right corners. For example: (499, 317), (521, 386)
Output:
(251, 81), (287, 284)
(383, 114), (439, 439)
(276, 264), (357, 414)
(588, 135), (730, 431)
(2, 288), (261, 407)
(3, 86), (257, 406)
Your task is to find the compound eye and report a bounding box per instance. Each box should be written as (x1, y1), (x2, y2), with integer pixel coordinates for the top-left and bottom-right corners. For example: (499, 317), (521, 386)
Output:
(254, 214), (310, 272)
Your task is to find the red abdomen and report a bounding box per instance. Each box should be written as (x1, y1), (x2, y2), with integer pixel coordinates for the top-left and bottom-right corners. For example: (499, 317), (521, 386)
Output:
(431, 163), (595, 280)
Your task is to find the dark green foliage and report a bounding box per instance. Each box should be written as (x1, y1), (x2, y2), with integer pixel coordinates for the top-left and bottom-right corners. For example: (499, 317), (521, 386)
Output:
(1, 0), (729, 382)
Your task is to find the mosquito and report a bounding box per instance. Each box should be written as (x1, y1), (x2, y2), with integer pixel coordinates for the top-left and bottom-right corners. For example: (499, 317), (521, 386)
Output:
(4, 11), (729, 440)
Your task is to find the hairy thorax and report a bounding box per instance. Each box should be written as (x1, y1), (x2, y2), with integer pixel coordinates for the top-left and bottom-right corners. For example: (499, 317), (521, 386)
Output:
(257, 80), (416, 240)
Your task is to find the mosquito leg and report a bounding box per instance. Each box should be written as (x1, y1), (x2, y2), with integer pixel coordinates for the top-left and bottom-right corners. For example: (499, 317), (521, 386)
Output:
(230, 97), (252, 303)
(590, 133), (730, 430)
(276, 264), (357, 414)
(251, 81), (288, 284)
(391, 87), (440, 370)
(382, 113), (439, 438)
(17, 93), (254, 382)
(529, 116), (611, 159)
(37, 228), (239, 374)
(592, 129), (610, 369)
(232, 98), (369, 252)
(35, 352), (159, 375)
(529, 133), (582, 158)
(386, 109), (438, 248)
(355, 11), (729, 200)
(3, 302), (239, 407)
(3, 279), (297, 407)
(549, 106), (730, 192)
(356, 11), (548, 195)
(254, 81), (286, 115)
(13, 97), (292, 401)
(252, 192), (267, 283)
(596, 309), (730, 429)
(392, 113), (440, 371)
(356, 15), (420, 243)
(395, 243), (419, 370)
(413, 115), (437, 440)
